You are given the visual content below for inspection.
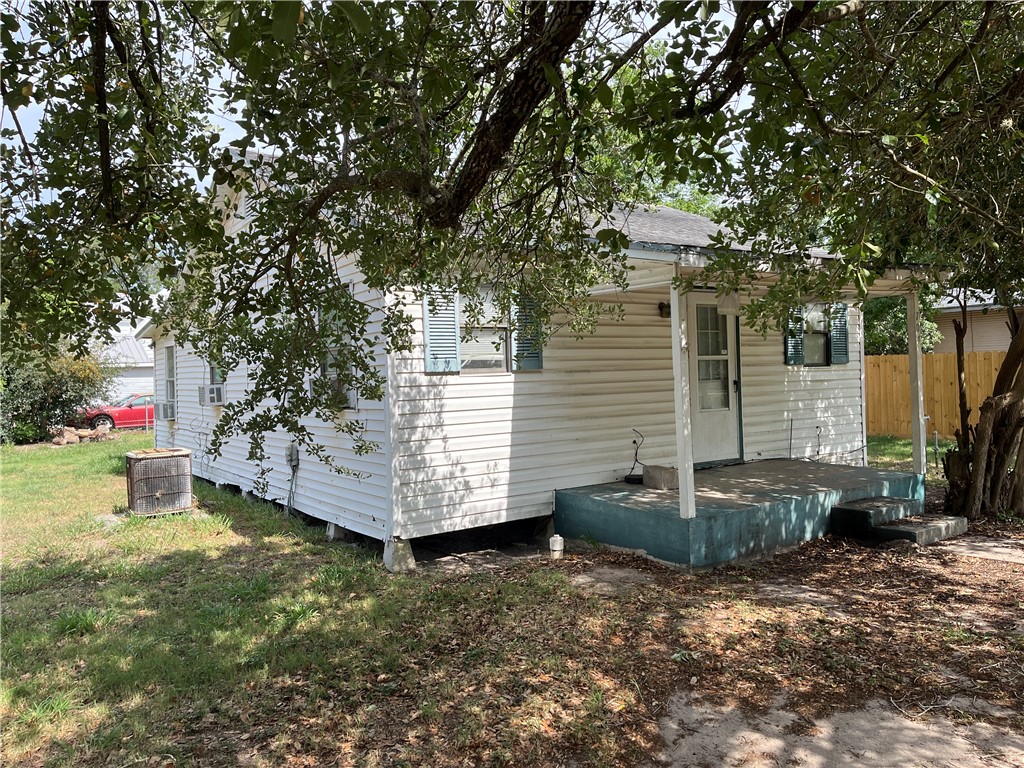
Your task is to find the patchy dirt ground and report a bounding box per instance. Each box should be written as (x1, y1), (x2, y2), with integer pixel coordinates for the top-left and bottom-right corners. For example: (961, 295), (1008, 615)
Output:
(635, 528), (1024, 768)
(650, 694), (1024, 768)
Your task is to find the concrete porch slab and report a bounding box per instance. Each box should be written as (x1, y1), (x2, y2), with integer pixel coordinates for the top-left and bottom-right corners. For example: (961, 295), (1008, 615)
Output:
(554, 460), (924, 568)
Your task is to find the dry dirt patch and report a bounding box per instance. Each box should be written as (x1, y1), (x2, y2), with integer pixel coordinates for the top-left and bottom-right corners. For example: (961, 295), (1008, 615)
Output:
(649, 693), (1024, 768)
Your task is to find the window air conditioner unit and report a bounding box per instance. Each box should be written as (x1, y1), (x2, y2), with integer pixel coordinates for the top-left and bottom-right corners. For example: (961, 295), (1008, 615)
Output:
(157, 402), (176, 421)
(126, 447), (193, 516)
(199, 384), (226, 406)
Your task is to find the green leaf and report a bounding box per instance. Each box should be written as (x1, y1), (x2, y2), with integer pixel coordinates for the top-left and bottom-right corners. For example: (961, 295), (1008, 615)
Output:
(595, 81), (613, 109)
(542, 62), (561, 89)
(339, 2), (372, 35)
(272, 1), (302, 45)
(881, 134), (898, 147)
(246, 47), (268, 83)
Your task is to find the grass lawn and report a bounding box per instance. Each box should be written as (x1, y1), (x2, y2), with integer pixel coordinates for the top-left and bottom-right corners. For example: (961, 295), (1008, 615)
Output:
(866, 433), (955, 488)
(3, 434), (1023, 767)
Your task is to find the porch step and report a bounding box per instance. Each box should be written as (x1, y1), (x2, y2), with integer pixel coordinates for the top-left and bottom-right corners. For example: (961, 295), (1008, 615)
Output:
(830, 496), (968, 547)
(830, 496), (922, 537)
(874, 516), (969, 546)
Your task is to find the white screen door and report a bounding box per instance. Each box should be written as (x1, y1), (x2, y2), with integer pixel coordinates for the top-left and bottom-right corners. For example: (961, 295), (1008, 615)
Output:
(688, 301), (740, 464)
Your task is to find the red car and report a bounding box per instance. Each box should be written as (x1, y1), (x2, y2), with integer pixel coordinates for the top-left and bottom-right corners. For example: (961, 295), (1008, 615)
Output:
(82, 393), (155, 430)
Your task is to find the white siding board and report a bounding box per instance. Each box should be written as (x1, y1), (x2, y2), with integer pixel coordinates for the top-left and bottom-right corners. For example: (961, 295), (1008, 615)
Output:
(392, 288), (678, 538)
(151, 260), (394, 540)
(934, 311), (1012, 354)
(739, 307), (866, 464)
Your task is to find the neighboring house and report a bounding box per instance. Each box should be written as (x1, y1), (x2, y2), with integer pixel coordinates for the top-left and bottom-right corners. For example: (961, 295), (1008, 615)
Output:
(102, 321), (154, 401)
(139, 206), (926, 570)
(933, 293), (1016, 354)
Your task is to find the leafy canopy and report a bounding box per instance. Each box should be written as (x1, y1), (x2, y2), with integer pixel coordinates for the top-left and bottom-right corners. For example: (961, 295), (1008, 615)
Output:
(3, 1), (1022, 466)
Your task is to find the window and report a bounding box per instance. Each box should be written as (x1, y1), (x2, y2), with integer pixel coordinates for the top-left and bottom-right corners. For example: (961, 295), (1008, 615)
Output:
(460, 294), (511, 372)
(311, 285), (354, 409)
(696, 306), (730, 410)
(784, 304), (849, 366)
(164, 346), (176, 404)
(210, 364), (225, 385)
(423, 290), (542, 374)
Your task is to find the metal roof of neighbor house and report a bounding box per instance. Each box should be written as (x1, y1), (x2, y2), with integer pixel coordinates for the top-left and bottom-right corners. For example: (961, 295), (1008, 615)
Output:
(935, 291), (999, 313)
(104, 334), (153, 368)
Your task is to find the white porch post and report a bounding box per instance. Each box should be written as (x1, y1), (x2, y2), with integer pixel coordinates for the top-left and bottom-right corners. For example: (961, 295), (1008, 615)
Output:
(670, 278), (697, 519)
(907, 292), (928, 474)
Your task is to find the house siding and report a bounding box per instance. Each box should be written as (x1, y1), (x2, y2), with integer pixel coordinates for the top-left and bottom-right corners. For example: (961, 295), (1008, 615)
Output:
(150, 267), (393, 540)
(390, 286), (679, 539)
(934, 310), (1012, 354)
(390, 287), (868, 539)
(740, 306), (866, 464)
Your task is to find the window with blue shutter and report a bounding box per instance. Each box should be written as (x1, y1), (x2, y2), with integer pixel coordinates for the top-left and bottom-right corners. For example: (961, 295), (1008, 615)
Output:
(423, 292), (461, 374)
(830, 304), (849, 364)
(784, 308), (805, 366)
(784, 303), (850, 366)
(424, 290), (544, 373)
(512, 299), (543, 371)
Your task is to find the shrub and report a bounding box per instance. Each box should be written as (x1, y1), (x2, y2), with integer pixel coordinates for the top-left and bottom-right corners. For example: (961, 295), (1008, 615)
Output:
(1, 348), (116, 444)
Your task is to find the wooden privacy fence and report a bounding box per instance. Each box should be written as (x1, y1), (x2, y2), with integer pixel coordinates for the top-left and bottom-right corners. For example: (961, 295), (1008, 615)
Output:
(865, 352), (1007, 439)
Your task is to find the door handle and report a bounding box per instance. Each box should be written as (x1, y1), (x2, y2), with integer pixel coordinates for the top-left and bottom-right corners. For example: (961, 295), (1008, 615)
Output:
(733, 379), (740, 393)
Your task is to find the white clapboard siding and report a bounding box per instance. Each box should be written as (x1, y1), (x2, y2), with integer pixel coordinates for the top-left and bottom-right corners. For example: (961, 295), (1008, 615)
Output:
(933, 310), (1013, 354)
(739, 306), (866, 464)
(391, 289), (868, 539)
(151, 262), (393, 540)
(390, 287), (678, 539)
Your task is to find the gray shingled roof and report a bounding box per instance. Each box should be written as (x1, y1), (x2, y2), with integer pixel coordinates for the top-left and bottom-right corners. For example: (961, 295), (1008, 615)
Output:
(608, 205), (744, 250)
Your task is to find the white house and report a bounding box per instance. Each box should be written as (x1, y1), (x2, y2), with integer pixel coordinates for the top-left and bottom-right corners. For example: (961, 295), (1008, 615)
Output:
(103, 321), (154, 401)
(932, 293), (1017, 354)
(139, 206), (928, 570)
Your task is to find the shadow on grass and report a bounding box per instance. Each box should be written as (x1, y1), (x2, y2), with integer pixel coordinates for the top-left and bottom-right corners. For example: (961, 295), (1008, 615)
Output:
(5, 479), (1021, 768)
(1, 494), (643, 767)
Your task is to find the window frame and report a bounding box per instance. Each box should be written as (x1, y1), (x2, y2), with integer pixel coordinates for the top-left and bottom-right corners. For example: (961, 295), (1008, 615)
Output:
(459, 294), (513, 374)
(802, 305), (831, 367)
(312, 285), (355, 410)
(784, 303), (849, 368)
(164, 346), (177, 412)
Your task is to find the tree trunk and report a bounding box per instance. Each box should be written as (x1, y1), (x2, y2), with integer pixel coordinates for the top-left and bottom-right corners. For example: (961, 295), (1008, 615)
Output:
(954, 310), (971, 447)
(944, 305), (972, 513)
(964, 366), (1024, 519)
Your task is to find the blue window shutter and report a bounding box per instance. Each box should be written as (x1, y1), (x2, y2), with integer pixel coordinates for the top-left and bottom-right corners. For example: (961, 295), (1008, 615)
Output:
(784, 308), (804, 366)
(423, 292), (461, 374)
(512, 299), (543, 371)
(830, 303), (849, 364)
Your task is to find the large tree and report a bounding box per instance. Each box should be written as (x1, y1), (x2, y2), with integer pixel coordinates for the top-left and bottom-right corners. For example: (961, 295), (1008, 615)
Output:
(3, 2), (1022, 513)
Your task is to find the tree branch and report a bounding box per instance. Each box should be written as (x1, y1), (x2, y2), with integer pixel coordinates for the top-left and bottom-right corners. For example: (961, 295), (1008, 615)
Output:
(591, 14), (673, 97)
(801, 0), (869, 30)
(932, 0), (995, 93)
(425, 0), (596, 229)
(883, 147), (1024, 240)
(90, 0), (115, 220)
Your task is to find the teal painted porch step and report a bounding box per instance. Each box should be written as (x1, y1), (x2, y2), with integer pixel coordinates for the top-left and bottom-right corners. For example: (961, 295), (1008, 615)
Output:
(829, 496), (922, 537)
(830, 496), (968, 546)
(874, 516), (969, 546)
